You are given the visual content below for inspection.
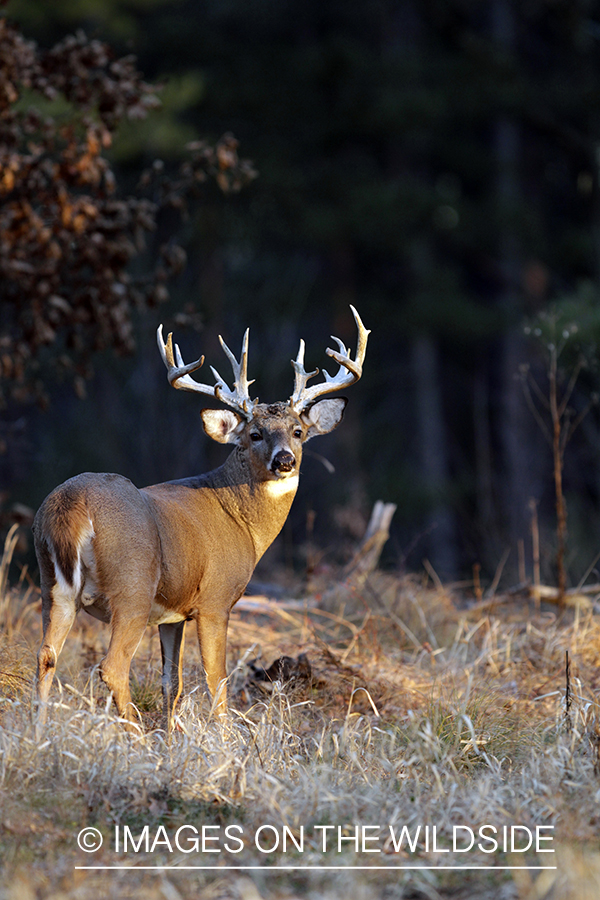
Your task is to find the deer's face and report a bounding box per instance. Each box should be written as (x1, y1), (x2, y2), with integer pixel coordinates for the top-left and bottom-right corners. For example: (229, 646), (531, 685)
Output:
(201, 398), (347, 483)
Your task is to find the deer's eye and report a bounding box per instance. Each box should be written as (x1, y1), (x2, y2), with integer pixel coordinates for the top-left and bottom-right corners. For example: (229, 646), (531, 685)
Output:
(250, 431), (262, 442)
(293, 428), (303, 439)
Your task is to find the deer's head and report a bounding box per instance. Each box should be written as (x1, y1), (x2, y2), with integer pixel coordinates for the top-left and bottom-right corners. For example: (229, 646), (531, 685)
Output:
(157, 306), (370, 484)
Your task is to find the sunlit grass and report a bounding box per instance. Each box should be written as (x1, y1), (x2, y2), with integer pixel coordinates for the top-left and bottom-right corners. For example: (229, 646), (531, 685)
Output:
(1, 546), (600, 898)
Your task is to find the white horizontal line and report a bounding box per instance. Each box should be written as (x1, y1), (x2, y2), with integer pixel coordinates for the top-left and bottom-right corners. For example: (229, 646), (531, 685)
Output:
(75, 865), (558, 871)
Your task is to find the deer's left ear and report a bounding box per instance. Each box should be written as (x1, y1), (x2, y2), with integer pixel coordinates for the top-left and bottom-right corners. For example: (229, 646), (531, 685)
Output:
(301, 397), (347, 441)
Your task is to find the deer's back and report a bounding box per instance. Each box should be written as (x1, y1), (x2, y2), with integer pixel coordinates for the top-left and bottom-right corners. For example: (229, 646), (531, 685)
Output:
(34, 471), (257, 623)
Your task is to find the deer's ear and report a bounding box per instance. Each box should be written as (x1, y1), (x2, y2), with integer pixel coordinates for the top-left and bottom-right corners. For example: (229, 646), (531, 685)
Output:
(301, 397), (347, 441)
(201, 409), (245, 444)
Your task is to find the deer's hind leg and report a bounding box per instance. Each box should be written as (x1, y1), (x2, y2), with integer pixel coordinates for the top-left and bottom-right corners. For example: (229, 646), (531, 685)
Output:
(99, 603), (150, 730)
(35, 581), (77, 728)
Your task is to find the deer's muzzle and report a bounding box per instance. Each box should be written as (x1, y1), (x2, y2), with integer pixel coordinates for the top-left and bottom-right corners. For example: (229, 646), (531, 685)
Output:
(271, 450), (296, 474)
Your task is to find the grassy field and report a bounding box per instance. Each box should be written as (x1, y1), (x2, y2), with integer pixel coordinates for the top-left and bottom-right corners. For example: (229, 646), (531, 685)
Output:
(1, 532), (600, 899)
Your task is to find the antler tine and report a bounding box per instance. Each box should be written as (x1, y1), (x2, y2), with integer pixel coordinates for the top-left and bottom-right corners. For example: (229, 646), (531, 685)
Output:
(156, 324), (257, 415)
(290, 339), (319, 408)
(157, 325), (213, 395)
(211, 328), (256, 414)
(325, 304), (369, 377)
(289, 305), (370, 412)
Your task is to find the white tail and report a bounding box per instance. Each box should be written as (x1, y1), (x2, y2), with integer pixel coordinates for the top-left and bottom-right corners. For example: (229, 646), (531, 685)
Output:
(33, 307), (369, 731)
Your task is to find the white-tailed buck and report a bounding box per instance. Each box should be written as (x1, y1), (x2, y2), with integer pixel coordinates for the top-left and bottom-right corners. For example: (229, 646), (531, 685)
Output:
(34, 306), (369, 731)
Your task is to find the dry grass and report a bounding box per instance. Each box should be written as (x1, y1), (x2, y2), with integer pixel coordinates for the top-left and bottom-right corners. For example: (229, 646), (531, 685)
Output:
(1, 536), (600, 898)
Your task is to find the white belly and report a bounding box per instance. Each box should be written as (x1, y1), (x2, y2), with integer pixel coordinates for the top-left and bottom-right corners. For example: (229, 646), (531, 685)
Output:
(148, 597), (187, 626)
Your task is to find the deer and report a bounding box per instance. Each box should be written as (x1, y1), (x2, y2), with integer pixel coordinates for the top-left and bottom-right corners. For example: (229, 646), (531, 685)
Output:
(33, 306), (369, 732)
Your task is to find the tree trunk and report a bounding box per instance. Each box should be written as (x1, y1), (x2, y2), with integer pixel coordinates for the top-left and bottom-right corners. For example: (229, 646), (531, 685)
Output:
(492, 0), (531, 561)
(412, 333), (458, 581)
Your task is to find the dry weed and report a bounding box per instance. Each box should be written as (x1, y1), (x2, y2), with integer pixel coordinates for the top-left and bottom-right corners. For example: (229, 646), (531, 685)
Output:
(0, 555), (599, 899)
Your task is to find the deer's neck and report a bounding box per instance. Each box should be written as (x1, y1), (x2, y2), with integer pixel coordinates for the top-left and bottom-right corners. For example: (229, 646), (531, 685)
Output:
(204, 450), (299, 561)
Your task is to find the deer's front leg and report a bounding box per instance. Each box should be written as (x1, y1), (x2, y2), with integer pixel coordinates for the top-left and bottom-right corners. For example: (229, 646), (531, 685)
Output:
(196, 610), (230, 716)
(159, 620), (186, 731)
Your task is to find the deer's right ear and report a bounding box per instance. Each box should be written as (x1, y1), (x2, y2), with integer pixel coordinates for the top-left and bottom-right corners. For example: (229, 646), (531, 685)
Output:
(200, 409), (245, 444)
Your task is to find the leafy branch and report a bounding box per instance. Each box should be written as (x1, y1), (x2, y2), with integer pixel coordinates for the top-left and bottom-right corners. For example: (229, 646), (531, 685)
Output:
(0, 18), (256, 407)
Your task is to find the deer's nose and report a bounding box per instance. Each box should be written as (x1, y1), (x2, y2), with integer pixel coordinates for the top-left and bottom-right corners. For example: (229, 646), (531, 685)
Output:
(271, 450), (296, 474)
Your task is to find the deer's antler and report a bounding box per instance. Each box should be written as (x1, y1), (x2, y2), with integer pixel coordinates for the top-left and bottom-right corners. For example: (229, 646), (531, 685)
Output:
(157, 325), (257, 417)
(289, 305), (370, 412)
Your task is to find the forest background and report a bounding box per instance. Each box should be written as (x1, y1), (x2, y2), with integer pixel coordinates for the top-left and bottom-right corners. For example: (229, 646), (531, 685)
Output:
(3, 0), (600, 591)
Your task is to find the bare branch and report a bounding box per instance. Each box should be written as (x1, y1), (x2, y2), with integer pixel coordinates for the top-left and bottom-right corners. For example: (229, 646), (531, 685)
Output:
(521, 380), (553, 447)
(558, 356), (584, 418)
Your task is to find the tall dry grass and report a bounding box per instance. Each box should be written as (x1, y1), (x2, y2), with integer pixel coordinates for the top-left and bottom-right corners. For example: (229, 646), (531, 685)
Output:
(1, 533), (600, 899)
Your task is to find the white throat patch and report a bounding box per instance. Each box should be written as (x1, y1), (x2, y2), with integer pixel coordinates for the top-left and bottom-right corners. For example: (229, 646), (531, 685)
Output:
(264, 474), (299, 498)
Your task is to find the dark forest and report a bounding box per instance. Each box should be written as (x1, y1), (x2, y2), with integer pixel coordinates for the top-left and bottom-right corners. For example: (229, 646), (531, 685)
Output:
(3, 0), (600, 592)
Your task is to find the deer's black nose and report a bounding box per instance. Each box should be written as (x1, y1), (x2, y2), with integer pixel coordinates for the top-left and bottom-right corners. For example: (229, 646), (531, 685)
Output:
(271, 450), (296, 473)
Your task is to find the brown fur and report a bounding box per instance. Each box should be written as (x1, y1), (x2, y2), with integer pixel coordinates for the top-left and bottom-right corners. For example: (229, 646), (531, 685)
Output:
(35, 483), (92, 587)
(33, 399), (347, 733)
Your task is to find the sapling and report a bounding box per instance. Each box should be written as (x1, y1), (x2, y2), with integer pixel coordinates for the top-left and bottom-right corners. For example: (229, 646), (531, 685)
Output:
(520, 313), (597, 605)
